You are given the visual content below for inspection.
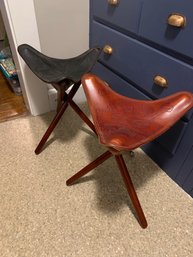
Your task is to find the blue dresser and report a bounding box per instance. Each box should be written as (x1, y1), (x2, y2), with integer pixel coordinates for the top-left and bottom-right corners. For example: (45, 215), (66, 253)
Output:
(90, 0), (193, 197)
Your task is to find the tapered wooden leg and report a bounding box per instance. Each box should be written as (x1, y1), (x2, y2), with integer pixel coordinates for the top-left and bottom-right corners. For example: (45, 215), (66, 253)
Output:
(69, 98), (96, 134)
(35, 101), (69, 154)
(66, 151), (113, 186)
(35, 82), (80, 155)
(115, 155), (148, 229)
(56, 85), (65, 111)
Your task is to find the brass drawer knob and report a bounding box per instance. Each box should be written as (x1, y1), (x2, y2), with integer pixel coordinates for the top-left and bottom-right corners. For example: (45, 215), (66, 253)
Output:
(167, 13), (186, 28)
(108, 0), (119, 6)
(103, 45), (113, 55)
(153, 75), (168, 88)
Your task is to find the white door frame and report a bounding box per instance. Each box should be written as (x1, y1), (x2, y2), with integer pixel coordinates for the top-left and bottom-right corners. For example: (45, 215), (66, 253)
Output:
(0, 0), (50, 115)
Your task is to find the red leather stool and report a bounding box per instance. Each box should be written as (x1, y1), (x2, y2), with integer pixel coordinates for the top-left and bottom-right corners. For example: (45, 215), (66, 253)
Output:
(66, 74), (193, 228)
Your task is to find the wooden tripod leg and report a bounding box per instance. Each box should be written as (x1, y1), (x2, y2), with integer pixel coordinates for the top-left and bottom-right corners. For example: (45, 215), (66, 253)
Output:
(35, 82), (81, 155)
(115, 155), (148, 229)
(57, 86), (65, 111)
(35, 101), (69, 155)
(69, 98), (96, 134)
(66, 151), (112, 186)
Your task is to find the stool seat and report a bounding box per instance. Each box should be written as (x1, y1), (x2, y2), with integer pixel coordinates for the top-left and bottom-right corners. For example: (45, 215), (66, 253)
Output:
(18, 44), (101, 154)
(82, 74), (193, 151)
(18, 44), (100, 86)
(66, 73), (193, 228)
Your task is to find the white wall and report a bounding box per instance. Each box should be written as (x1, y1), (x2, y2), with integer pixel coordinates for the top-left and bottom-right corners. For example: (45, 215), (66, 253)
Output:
(34, 0), (89, 58)
(33, 0), (89, 106)
(0, 0), (51, 115)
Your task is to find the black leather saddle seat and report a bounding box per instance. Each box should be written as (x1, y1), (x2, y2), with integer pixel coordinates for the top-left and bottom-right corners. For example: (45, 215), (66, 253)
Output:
(82, 74), (193, 151)
(18, 44), (101, 87)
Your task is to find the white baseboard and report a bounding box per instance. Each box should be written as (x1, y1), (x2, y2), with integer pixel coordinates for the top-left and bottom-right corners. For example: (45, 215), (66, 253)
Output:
(48, 84), (86, 111)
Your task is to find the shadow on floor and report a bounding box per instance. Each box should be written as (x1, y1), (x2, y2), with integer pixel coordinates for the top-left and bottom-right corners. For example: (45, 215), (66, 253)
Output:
(76, 134), (160, 221)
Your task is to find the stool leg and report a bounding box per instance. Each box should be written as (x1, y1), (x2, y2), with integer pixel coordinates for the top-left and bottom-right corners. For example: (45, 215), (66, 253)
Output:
(69, 99), (96, 134)
(115, 155), (148, 229)
(35, 101), (70, 154)
(66, 151), (112, 186)
(55, 83), (66, 112)
(35, 82), (80, 155)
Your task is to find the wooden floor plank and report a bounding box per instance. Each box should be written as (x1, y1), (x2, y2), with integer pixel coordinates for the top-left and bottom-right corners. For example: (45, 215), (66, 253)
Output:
(0, 72), (28, 122)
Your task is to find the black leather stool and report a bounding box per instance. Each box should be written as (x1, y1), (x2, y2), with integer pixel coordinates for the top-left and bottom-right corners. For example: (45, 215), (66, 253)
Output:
(18, 44), (101, 154)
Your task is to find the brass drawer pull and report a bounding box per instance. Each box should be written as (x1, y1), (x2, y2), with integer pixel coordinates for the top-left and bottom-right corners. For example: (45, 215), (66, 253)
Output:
(108, 0), (119, 6)
(153, 75), (168, 88)
(103, 45), (113, 55)
(167, 13), (186, 28)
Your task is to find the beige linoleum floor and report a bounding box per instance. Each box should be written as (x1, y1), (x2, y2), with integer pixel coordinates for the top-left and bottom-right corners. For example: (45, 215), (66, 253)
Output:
(0, 105), (193, 257)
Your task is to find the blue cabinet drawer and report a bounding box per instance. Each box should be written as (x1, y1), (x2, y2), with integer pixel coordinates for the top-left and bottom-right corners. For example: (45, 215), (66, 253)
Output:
(139, 0), (193, 60)
(91, 0), (142, 35)
(155, 120), (187, 155)
(176, 146), (193, 196)
(91, 62), (150, 100)
(90, 21), (193, 120)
